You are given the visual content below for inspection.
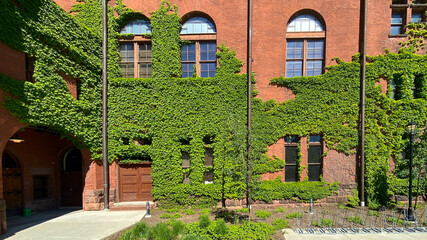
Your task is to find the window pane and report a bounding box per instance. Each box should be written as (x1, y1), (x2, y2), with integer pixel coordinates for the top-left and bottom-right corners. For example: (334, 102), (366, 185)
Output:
(287, 14), (323, 32)
(309, 135), (321, 143)
(120, 19), (152, 34)
(308, 165), (321, 181)
(306, 60), (323, 76)
(139, 43), (152, 62)
(307, 40), (324, 59)
(308, 146), (322, 164)
(204, 148), (213, 166)
(287, 40), (303, 59)
(182, 63), (194, 78)
(181, 43), (196, 61)
(411, 12), (422, 23)
(201, 63), (216, 78)
(286, 61), (303, 77)
(285, 165), (298, 182)
(391, 13), (403, 24)
(200, 42), (216, 61)
(120, 44), (134, 62)
(204, 169), (214, 183)
(139, 63), (152, 78)
(181, 17), (216, 34)
(390, 26), (402, 35)
(182, 151), (190, 168)
(285, 136), (299, 143)
(285, 146), (297, 164)
(119, 63), (134, 78)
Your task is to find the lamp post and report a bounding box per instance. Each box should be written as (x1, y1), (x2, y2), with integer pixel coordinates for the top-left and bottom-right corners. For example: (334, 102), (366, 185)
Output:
(405, 121), (418, 221)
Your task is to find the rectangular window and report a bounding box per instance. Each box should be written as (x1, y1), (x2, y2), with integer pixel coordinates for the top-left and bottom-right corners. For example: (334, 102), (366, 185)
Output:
(391, 11), (405, 35)
(119, 43), (134, 77)
(286, 40), (303, 77)
(286, 40), (324, 77)
(33, 175), (52, 200)
(181, 43), (196, 78)
(200, 42), (216, 77)
(25, 55), (35, 82)
(411, 11), (423, 23)
(204, 147), (214, 184)
(306, 40), (324, 76)
(284, 136), (299, 182)
(307, 135), (322, 181)
(182, 151), (190, 184)
(138, 43), (152, 78)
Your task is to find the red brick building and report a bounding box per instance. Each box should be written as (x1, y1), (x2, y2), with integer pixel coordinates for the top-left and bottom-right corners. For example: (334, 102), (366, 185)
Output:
(0, 0), (424, 233)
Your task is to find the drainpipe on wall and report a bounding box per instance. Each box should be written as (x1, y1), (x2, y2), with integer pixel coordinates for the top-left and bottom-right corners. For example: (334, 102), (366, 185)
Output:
(102, 0), (110, 210)
(359, 0), (367, 208)
(246, 0), (253, 215)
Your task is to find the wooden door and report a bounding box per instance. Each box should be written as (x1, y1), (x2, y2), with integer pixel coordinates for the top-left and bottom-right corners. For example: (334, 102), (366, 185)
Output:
(119, 164), (153, 202)
(2, 153), (22, 216)
(61, 148), (82, 207)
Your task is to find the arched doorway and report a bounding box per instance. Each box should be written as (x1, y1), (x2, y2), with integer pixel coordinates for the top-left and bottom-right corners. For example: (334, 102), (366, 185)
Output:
(60, 148), (82, 207)
(2, 152), (22, 216)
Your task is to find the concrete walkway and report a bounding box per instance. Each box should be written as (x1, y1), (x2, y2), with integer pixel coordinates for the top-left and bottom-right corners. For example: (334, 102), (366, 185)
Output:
(284, 229), (427, 240)
(1, 209), (146, 240)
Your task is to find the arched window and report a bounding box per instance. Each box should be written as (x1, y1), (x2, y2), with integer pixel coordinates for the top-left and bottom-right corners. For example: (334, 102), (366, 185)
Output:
(180, 16), (217, 78)
(286, 13), (325, 77)
(119, 19), (152, 78)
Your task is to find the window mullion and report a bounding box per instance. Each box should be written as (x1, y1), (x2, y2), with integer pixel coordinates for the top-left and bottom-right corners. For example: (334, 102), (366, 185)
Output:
(196, 41), (201, 76)
(134, 42), (139, 78)
(303, 40), (308, 76)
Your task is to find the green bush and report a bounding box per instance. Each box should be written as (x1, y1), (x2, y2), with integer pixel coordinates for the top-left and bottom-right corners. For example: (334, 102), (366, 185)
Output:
(160, 213), (182, 219)
(368, 210), (381, 217)
(199, 214), (211, 228)
(120, 222), (149, 240)
(199, 208), (212, 214)
(346, 189), (360, 207)
(346, 215), (365, 225)
(285, 212), (302, 219)
(274, 207), (285, 213)
(182, 209), (196, 215)
(312, 218), (334, 227)
(235, 208), (249, 213)
(252, 179), (339, 202)
(272, 218), (289, 230)
(255, 210), (272, 219)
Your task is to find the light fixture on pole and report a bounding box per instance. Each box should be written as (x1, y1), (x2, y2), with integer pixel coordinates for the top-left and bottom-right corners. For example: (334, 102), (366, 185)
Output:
(405, 120), (417, 221)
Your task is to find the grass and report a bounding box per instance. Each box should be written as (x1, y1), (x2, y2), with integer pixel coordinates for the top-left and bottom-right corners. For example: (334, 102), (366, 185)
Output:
(160, 213), (182, 219)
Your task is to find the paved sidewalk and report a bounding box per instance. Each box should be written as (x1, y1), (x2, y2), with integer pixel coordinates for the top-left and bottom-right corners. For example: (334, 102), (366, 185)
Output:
(1, 209), (146, 240)
(283, 229), (427, 239)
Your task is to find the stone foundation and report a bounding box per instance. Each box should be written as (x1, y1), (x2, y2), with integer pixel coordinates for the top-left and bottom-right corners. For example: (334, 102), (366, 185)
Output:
(83, 188), (116, 211)
(0, 200), (6, 234)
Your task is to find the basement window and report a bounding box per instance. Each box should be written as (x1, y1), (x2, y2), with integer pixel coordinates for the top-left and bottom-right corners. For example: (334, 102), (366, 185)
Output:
(33, 175), (52, 200)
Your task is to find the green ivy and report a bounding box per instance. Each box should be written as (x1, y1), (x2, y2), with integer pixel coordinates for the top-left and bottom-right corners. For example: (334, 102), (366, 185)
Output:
(1, 0), (426, 207)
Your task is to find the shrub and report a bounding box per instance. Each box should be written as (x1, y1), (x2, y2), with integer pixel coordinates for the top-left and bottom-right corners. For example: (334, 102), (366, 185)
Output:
(150, 223), (172, 240)
(255, 210), (272, 219)
(346, 215), (365, 225)
(285, 212), (302, 219)
(182, 209), (196, 215)
(119, 222), (149, 240)
(368, 210), (381, 217)
(347, 189), (360, 207)
(274, 207), (285, 213)
(199, 208), (212, 214)
(312, 218), (334, 227)
(272, 218), (289, 230)
(199, 214), (211, 228)
(235, 208), (249, 213)
(165, 208), (180, 213)
(160, 213), (182, 219)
